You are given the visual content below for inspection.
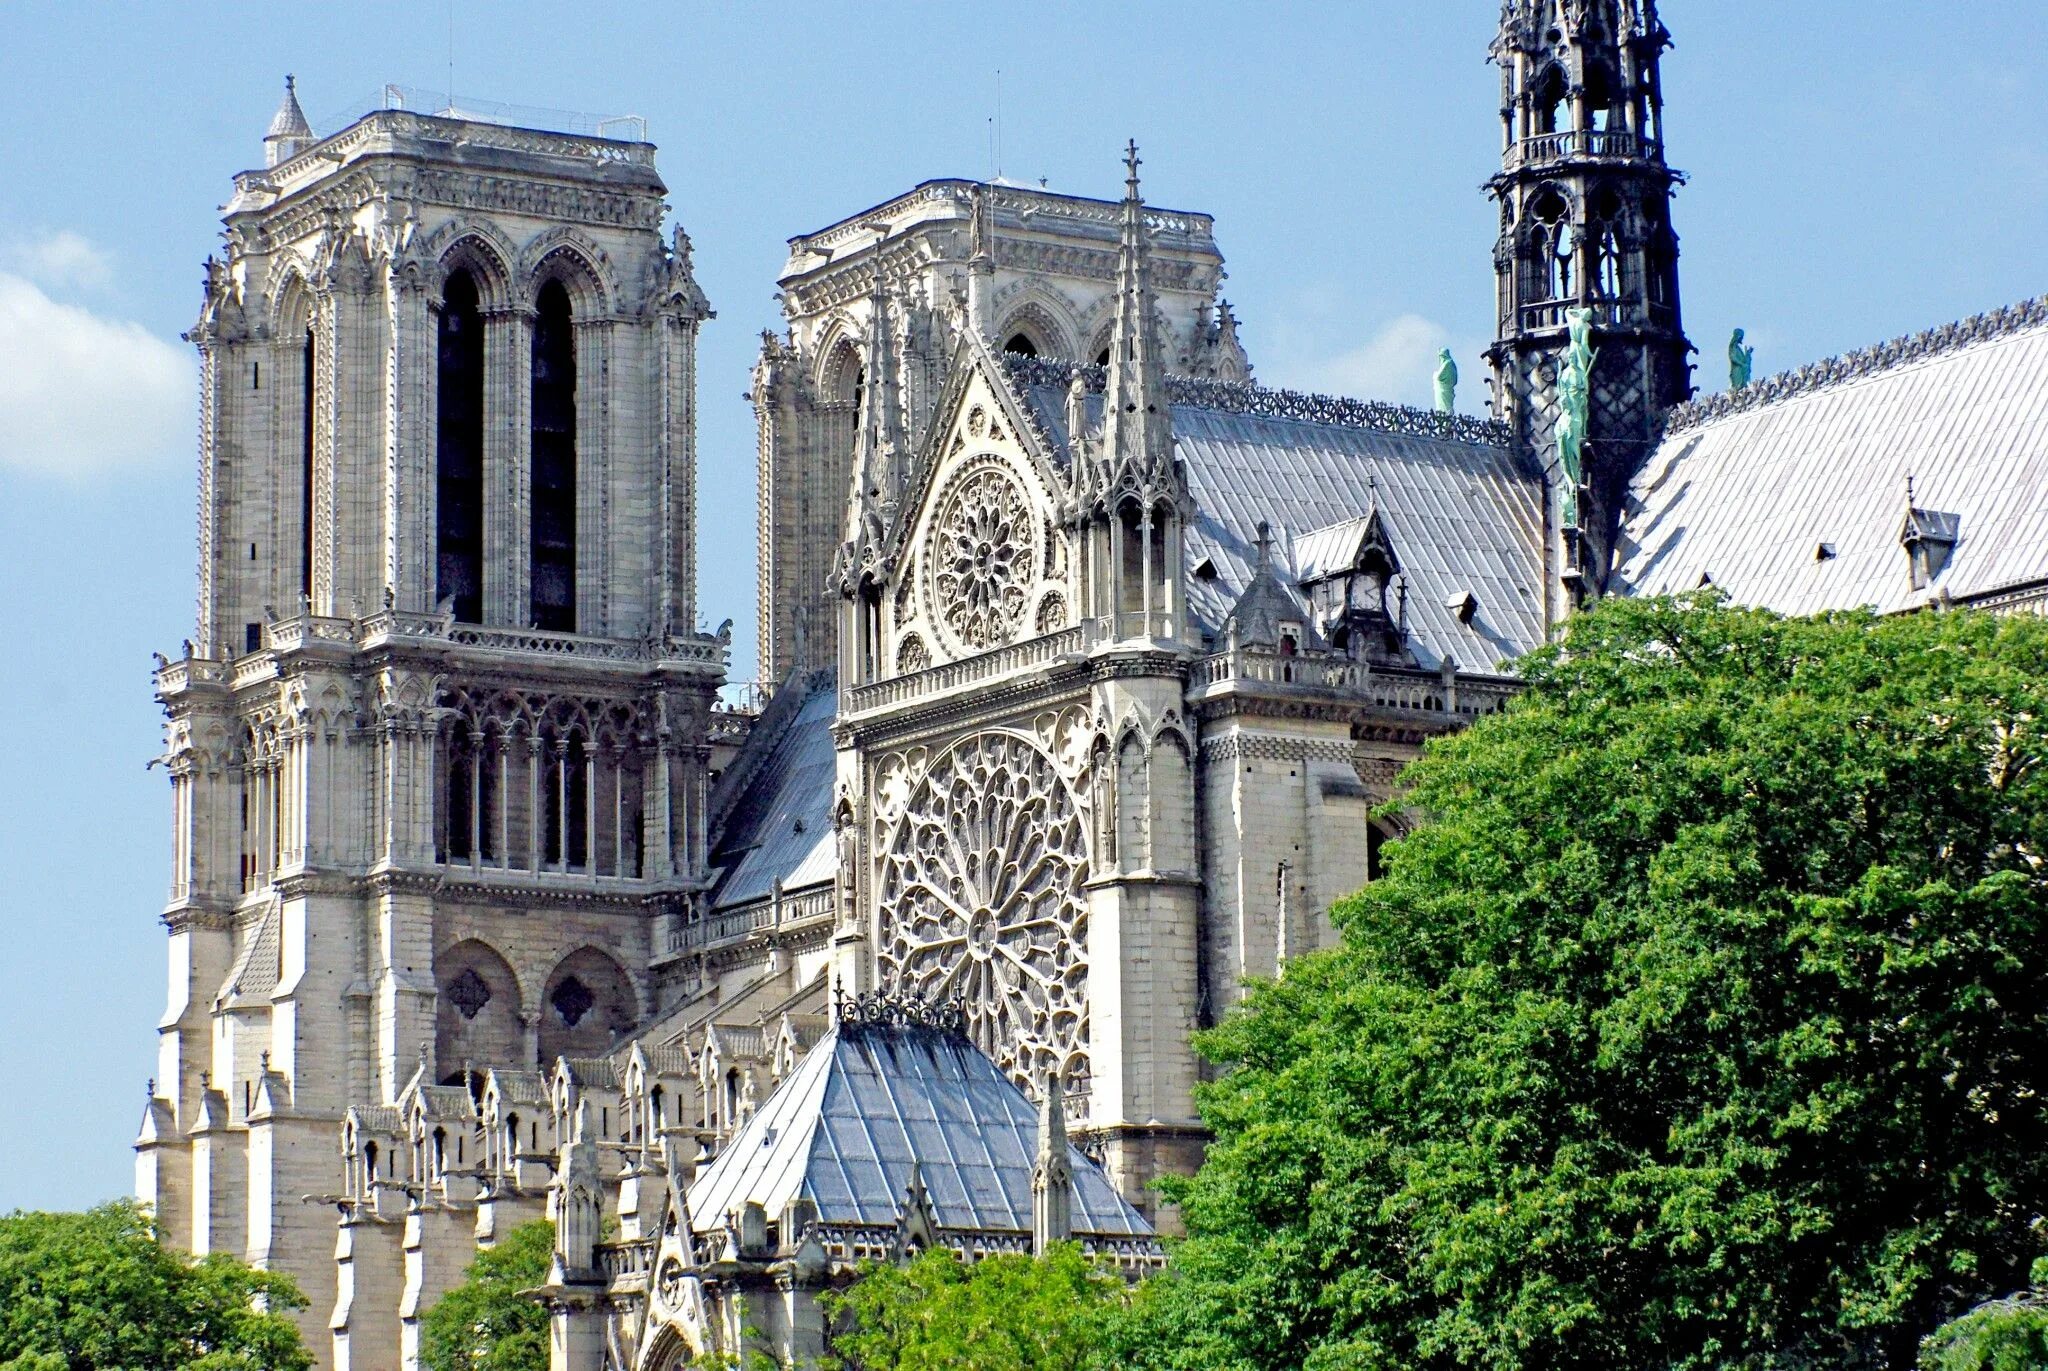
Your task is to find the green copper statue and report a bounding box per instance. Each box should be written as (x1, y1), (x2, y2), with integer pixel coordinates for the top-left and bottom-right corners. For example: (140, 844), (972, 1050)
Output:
(1554, 306), (1598, 529)
(1433, 348), (1458, 413)
(1729, 327), (1754, 389)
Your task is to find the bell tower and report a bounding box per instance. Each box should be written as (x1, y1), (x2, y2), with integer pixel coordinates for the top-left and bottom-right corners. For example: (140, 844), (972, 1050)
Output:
(1485, 0), (1692, 604)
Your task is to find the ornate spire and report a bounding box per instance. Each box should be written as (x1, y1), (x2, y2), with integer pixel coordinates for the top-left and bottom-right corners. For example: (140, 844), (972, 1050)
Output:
(1031, 1077), (1073, 1255)
(264, 75), (313, 168)
(1101, 141), (1173, 490)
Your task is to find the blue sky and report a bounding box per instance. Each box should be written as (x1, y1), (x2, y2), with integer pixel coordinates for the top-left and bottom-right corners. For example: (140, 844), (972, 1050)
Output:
(0, 2), (2042, 1212)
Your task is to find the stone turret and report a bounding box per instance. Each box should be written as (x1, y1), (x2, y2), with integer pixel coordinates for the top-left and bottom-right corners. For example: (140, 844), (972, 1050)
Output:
(263, 75), (313, 167)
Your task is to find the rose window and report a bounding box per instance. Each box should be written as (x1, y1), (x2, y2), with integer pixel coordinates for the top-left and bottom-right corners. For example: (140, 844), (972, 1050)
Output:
(877, 733), (1089, 1092)
(930, 464), (1035, 652)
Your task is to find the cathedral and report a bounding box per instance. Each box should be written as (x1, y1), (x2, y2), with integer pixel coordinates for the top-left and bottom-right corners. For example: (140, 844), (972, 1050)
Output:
(134, 4), (2048, 1368)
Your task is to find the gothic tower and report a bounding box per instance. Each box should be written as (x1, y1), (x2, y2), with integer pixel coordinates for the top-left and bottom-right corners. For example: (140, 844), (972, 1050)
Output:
(137, 84), (721, 1365)
(1485, 0), (1692, 604)
(751, 177), (1246, 688)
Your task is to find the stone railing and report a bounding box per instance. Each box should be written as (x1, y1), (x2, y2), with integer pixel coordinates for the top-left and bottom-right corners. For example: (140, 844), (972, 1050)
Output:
(790, 180), (1216, 259)
(1507, 127), (1654, 169)
(1192, 647), (1519, 719)
(1666, 294), (2048, 434)
(845, 624), (1091, 716)
(998, 354), (1511, 448)
(1518, 297), (1638, 333)
(596, 1238), (654, 1282)
(667, 884), (834, 955)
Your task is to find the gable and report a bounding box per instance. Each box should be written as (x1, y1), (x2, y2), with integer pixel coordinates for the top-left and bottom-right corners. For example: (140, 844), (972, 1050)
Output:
(883, 363), (1074, 675)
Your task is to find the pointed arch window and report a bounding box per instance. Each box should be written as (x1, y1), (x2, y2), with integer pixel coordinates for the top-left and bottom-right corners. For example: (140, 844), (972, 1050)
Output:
(301, 327), (315, 599)
(530, 280), (577, 633)
(436, 270), (485, 623)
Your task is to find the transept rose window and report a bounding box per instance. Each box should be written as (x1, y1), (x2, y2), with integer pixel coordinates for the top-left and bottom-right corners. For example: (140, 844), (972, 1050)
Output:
(877, 733), (1088, 1092)
(929, 464), (1035, 653)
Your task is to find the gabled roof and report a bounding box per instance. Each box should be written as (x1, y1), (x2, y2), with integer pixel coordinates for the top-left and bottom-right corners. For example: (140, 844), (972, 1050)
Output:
(706, 671), (838, 912)
(1619, 297), (2048, 613)
(1003, 356), (1545, 669)
(217, 902), (281, 1008)
(686, 1020), (1150, 1238)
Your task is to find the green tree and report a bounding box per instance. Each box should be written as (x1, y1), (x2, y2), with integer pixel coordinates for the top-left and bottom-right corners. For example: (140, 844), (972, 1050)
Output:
(419, 1218), (552, 1371)
(0, 1200), (310, 1370)
(1132, 596), (2048, 1370)
(1921, 1257), (2048, 1371)
(822, 1242), (1129, 1371)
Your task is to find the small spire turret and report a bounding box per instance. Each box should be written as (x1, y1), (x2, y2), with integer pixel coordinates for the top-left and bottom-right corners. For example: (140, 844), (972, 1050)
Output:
(1102, 141), (1173, 489)
(263, 75), (313, 168)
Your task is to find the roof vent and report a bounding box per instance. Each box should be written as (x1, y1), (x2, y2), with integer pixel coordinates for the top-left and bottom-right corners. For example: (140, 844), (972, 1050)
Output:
(1445, 590), (1478, 624)
(1193, 557), (1218, 582)
(1815, 542), (1837, 562)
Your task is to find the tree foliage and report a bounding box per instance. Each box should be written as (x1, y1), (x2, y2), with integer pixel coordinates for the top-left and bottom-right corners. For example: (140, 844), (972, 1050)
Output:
(1921, 1258), (2048, 1371)
(1134, 596), (2048, 1370)
(822, 1242), (1129, 1371)
(0, 1201), (310, 1370)
(419, 1218), (552, 1371)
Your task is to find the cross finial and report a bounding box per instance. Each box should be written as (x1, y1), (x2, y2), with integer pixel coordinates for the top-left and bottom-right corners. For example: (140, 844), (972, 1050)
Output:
(286, 73), (296, 94)
(1123, 139), (1142, 201)
(1254, 520), (1273, 571)
(259, 1050), (270, 1073)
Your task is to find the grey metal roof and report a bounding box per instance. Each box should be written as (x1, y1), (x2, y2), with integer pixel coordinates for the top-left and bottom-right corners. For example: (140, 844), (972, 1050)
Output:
(1618, 299), (2048, 613)
(706, 676), (838, 911)
(1173, 405), (1546, 670)
(685, 1022), (1150, 1238)
(1007, 365), (1545, 669)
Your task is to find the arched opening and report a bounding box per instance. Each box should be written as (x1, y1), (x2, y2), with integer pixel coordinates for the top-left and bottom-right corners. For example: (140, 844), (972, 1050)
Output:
(1532, 65), (1568, 136)
(435, 940), (524, 1075)
(436, 269), (486, 623)
(301, 326), (316, 601)
(1528, 192), (1575, 303)
(1003, 333), (1039, 358)
(530, 280), (577, 632)
(539, 947), (637, 1063)
(1094, 347), (1111, 368)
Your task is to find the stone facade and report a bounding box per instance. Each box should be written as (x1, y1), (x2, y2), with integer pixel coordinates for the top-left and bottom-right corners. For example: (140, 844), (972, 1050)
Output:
(134, 7), (2048, 1369)
(137, 86), (725, 1367)
(751, 177), (1250, 686)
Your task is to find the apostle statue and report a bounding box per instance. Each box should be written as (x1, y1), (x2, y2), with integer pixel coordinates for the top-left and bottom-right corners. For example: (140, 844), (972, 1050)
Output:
(1433, 348), (1458, 414)
(1729, 327), (1755, 389)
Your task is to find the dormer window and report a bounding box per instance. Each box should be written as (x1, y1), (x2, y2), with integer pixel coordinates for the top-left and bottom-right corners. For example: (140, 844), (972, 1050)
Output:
(1278, 624), (1302, 657)
(1901, 504), (1960, 591)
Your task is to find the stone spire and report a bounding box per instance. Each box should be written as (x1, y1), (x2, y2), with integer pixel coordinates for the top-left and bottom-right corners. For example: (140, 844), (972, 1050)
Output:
(847, 253), (905, 553)
(1030, 1079), (1074, 1255)
(1102, 142), (1173, 489)
(263, 75), (313, 168)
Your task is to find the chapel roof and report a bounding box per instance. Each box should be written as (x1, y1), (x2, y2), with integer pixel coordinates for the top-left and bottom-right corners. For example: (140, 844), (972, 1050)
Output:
(685, 1016), (1151, 1238)
(1618, 296), (2048, 614)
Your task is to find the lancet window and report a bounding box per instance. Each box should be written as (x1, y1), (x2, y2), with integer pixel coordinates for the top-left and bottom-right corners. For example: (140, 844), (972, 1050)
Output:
(300, 327), (315, 600)
(436, 689), (650, 879)
(530, 280), (578, 632)
(436, 270), (486, 623)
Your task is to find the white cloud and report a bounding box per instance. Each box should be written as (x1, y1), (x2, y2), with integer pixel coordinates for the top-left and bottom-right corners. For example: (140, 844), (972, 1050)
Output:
(0, 271), (191, 478)
(8, 229), (115, 293)
(1292, 313), (1457, 411)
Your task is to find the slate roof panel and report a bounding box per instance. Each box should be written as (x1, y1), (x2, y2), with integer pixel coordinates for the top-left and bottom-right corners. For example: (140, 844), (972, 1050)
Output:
(1619, 302), (2048, 613)
(706, 680), (839, 911)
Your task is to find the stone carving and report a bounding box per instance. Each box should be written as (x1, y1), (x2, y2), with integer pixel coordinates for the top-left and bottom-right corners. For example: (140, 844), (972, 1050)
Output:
(876, 733), (1089, 1092)
(1728, 327), (1754, 389)
(1433, 348), (1458, 413)
(446, 968), (492, 1021)
(1668, 296), (2048, 434)
(929, 463), (1036, 653)
(997, 352), (1511, 447)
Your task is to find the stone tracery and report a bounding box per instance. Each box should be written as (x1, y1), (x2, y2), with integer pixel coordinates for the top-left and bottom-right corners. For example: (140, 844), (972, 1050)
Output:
(928, 462), (1036, 654)
(876, 732), (1090, 1094)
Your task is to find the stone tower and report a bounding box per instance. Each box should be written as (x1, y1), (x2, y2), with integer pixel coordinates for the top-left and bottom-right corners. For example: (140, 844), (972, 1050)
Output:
(136, 83), (722, 1362)
(752, 177), (1248, 687)
(1485, 0), (1692, 606)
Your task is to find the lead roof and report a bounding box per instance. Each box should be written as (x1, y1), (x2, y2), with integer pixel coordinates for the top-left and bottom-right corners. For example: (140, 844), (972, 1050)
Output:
(685, 1021), (1150, 1237)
